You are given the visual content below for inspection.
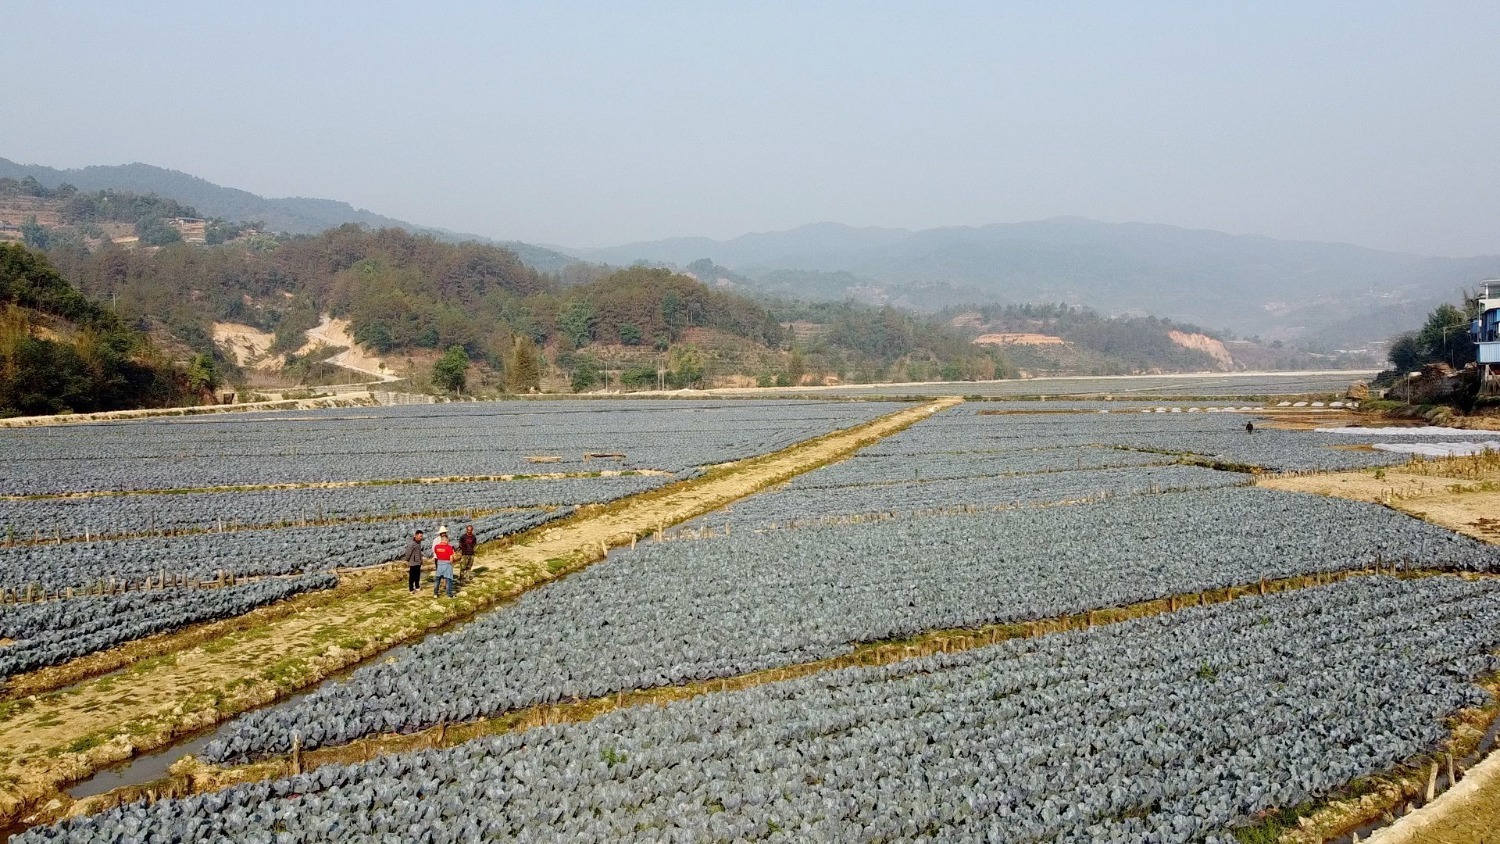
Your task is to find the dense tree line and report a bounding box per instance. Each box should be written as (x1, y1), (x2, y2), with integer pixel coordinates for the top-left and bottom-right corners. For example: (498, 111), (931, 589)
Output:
(1387, 301), (1478, 374)
(0, 244), (191, 416)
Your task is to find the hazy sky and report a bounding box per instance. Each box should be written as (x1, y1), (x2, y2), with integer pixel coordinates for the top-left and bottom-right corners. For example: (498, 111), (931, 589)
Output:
(4, 2), (1498, 255)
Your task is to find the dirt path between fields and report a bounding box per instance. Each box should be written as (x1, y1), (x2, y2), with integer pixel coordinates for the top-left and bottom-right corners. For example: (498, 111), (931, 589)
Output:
(0, 398), (955, 827)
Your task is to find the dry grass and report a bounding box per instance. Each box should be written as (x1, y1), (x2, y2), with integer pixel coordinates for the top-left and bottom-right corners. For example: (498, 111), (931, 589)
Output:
(1259, 451), (1500, 546)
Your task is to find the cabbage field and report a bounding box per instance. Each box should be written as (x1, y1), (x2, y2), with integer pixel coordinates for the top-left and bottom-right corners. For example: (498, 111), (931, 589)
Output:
(0, 400), (899, 496)
(0, 400), (900, 678)
(10, 395), (1500, 843)
(0, 475), (666, 541)
(206, 485), (1500, 761)
(0, 574), (337, 677)
(26, 576), (1500, 843)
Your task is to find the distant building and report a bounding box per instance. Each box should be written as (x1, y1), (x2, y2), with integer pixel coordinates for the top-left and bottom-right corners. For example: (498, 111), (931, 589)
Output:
(170, 217), (208, 244)
(1473, 279), (1500, 394)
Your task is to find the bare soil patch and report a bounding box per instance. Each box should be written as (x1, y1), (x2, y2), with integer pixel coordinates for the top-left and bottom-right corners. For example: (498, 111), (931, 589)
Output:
(1258, 453), (1500, 546)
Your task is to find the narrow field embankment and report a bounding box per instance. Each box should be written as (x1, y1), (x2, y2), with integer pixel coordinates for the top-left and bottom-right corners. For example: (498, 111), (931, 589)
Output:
(0, 397), (957, 828)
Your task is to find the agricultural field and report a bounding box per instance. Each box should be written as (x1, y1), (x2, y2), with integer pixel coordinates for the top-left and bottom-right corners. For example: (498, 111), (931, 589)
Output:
(25, 576), (1500, 843)
(0, 400), (899, 679)
(5, 391), (1500, 843)
(710, 369), (1377, 399)
(0, 400), (898, 495)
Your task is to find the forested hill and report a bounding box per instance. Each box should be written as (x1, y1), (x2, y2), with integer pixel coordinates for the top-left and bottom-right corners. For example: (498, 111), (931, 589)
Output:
(0, 158), (577, 272)
(41, 225), (1010, 389)
(0, 244), (193, 416)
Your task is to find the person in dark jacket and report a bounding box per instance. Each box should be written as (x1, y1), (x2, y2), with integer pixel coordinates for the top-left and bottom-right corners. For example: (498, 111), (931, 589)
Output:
(403, 529), (426, 593)
(458, 524), (478, 582)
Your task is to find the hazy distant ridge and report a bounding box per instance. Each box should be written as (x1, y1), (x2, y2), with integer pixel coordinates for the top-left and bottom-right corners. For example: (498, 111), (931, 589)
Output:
(0, 157), (578, 273)
(572, 219), (1500, 339)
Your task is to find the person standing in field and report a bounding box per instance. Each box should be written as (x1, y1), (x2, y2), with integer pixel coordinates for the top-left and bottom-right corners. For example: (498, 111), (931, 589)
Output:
(432, 525), (457, 598)
(403, 529), (426, 593)
(458, 524), (477, 582)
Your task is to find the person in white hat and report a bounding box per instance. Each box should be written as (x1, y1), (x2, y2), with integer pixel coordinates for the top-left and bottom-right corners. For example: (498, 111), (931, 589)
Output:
(431, 526), (457, 597)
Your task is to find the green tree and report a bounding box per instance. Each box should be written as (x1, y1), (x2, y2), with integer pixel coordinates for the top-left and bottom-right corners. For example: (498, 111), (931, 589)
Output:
(1417, 303), (1473, 369)
(20, 216), (49, 250)
(558, 299), (596, 349)
(621, 363), (658, 390)
(1387, 333), (1425, 373)
(186, 353), (220, 394)
(571, 353), (601, 392)
(135, 216), (183, 247)
(432, 345), (470, 393)
(661, 290), (686, 341)
(505, 336), (541, 392)
(1389, 301), (1479, 372)
(667, 345), (705, 388)
(617, 323), (643, 345)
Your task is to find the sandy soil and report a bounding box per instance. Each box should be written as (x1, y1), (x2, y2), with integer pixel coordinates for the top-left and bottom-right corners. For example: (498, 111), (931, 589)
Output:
(0, 399), (953, 827)
(214, 317), (397, 381)
(298, 316), (397, 381)
(1168, 330), (1234, 367)
(211, 322), (280, 372)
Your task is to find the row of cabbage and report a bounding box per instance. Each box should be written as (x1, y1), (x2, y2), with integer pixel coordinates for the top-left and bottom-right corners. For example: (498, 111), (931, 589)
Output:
(0, 400), (902, 495)
(205, 487), (1500, 761)
(698, 463), (1247, 527)
(781, 444), (1174, 488)
(857, 404), (1425, 472)
(0, 573), (338, 678)
(0, 475), (666, 541)
(38, 575), (1500, 844)
(0, 508), (567, 594)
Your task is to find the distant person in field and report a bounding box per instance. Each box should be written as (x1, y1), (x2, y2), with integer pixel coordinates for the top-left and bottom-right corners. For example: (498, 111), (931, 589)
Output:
(403, 529), (426, 593)
(1245, 421), (1254, 434)
(458, 524), (477, 582)
(433, 526), (457, 597)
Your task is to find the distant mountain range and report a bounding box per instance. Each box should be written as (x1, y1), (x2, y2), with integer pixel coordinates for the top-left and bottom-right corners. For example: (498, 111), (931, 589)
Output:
(7, 155), (1494, 346)
(564, 220), (1500, 344)
(0, 157), (578, 272)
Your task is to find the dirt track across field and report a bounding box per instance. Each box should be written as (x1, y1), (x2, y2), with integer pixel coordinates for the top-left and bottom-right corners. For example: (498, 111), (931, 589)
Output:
(0, 397), (957, 828)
